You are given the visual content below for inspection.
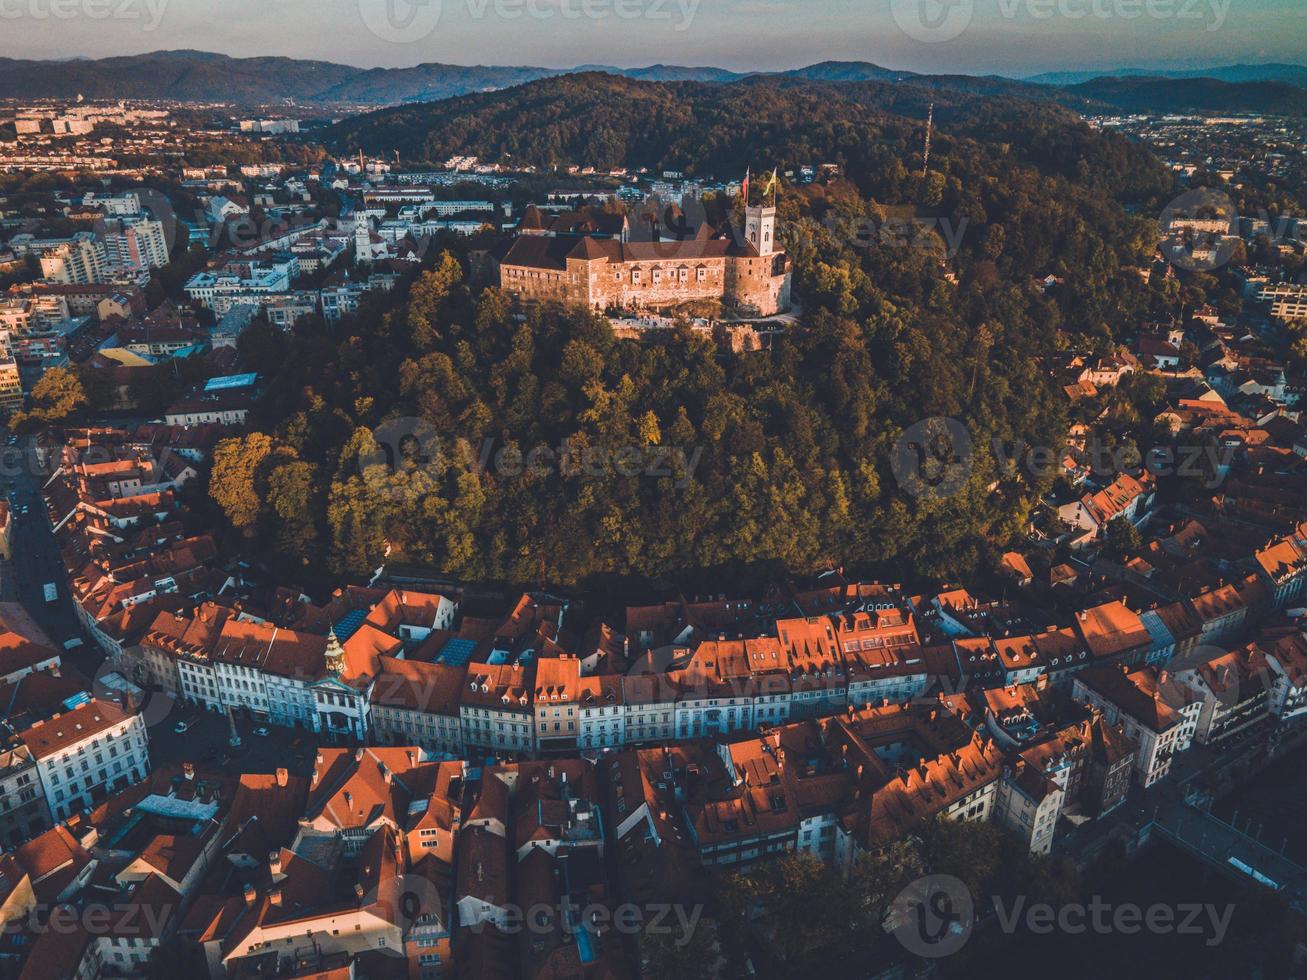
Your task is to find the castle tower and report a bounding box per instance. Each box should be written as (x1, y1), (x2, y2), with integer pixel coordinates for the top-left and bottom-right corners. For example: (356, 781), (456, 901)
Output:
(324, 627), (346, 678)
(744, 204), (776, 256)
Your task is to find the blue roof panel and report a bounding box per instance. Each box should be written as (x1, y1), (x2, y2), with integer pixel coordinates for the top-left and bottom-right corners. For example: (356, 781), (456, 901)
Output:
(437, 637), (476, 667)
(332, 609), (369, 643)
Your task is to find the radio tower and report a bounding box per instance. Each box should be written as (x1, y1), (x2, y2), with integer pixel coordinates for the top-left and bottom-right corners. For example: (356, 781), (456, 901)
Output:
(921, 102), (934, 179)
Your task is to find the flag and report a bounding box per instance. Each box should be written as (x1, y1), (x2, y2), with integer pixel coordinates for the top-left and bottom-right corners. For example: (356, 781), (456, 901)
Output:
(764, 167), (779, 200)
(741, 167), (749, 205)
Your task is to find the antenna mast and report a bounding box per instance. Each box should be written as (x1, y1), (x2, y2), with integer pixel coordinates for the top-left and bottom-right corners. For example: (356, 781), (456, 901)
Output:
(921, 102), (934, 179)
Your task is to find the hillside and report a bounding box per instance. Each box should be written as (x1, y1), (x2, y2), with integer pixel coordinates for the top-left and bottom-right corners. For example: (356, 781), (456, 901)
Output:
(237, 73), (1179, 585)
(0, 51), (920, 104)
(1, 49), (1298, 115)
(1027, 63), (1307, 89)
(322, 72), (1158, 200)
(0, 50), (570, 104)
(1066, 76), (1307, 114)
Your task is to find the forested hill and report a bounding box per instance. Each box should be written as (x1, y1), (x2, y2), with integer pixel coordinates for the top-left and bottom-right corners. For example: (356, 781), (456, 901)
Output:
(1066, 76), (1307, 115)
(5, 50), (1295, 115)
(215, 74), (1185, 591)
(323, 73), (1162, 198)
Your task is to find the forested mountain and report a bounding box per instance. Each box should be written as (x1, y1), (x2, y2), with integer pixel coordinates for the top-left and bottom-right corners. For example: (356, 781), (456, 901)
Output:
(324, 73), (1158, 194)
(0, 50), (567, 104)
(1027, 63), (1307, 89)
(0, 51), (916, 104)
(0, 51), (936, 104)
(1066, 76), (1307, 115)
(3, 49), (1299, 113)
(213, 77), (1182, 592)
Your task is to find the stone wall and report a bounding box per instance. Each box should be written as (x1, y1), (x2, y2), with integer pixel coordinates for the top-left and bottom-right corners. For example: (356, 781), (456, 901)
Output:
(499, 251), (791, 316)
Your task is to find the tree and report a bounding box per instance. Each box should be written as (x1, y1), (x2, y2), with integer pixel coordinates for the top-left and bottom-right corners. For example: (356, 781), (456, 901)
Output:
(406, 251), (462, 349)
(265, 459), (320, 559)
(28, 367), (87, 423)
(640, 915), (719, 980)
(209, 433), (276, 535)
(1104, 515), (1143, 559)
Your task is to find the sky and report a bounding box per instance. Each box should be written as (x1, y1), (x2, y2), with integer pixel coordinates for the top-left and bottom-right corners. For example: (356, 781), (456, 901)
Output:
(0, 0), (1304, 76)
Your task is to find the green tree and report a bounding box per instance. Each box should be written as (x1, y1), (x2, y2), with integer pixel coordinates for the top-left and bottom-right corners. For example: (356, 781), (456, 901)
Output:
(1104, 514), (1143, 559)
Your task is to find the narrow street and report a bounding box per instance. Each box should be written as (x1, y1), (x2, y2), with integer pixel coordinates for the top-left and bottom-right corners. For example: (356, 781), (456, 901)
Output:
(1, 434), (98, 675)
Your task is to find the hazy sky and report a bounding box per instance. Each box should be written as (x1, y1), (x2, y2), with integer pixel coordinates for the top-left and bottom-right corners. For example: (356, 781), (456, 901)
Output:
(1, 0), (1304, 75)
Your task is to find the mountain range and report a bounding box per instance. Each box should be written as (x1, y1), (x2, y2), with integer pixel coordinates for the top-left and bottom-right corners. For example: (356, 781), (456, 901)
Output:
(0, 50), (1303, 115)
(1025, 62), (1307, 88)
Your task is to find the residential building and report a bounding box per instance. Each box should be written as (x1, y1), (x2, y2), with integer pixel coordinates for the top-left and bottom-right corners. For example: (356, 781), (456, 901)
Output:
(20, 699), (149, 822)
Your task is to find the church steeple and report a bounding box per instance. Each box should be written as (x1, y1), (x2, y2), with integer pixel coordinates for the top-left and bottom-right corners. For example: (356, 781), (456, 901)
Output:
(325, 627), (346, 677)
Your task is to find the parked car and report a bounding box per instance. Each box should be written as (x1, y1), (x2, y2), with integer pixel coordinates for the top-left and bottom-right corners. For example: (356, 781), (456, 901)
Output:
(253, 726), (269, 737)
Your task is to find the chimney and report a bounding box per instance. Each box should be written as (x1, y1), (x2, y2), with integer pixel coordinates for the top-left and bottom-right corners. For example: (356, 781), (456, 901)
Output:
(243, 883), (256, 906)
(275, 767), (288, 787)
(182, 762), (195, 780)
(344, 790), (353, 810)
(355, 747), (365, 762)
(269, 851), (282, 876)
(269, 888), (282, 907)
(354, 883), (365, 899)
(382, 766), (393, 785)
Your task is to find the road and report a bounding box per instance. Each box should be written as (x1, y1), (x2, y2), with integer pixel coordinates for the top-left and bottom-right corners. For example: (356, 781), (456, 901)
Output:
(146, 709), (320, 777)
(1, 434), (98, 674)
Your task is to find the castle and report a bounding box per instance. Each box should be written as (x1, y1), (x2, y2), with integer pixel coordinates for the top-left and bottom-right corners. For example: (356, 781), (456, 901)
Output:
(491, 202), (792, 317)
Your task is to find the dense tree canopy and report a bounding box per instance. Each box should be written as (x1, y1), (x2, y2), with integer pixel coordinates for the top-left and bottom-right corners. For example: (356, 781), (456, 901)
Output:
(224, 80), (1181, 593)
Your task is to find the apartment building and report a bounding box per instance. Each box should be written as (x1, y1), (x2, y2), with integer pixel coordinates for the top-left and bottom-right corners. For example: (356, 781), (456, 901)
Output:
(20, 699), (149, 822)
(1072, 666), (1200, 787)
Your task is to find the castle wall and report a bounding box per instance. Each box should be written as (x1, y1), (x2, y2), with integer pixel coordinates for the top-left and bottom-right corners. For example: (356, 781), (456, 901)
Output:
(586, 257), (728, 310)
(499, 264), (581, 305)
(499, 248), (791, 317)
(726, 254), (791, 317)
